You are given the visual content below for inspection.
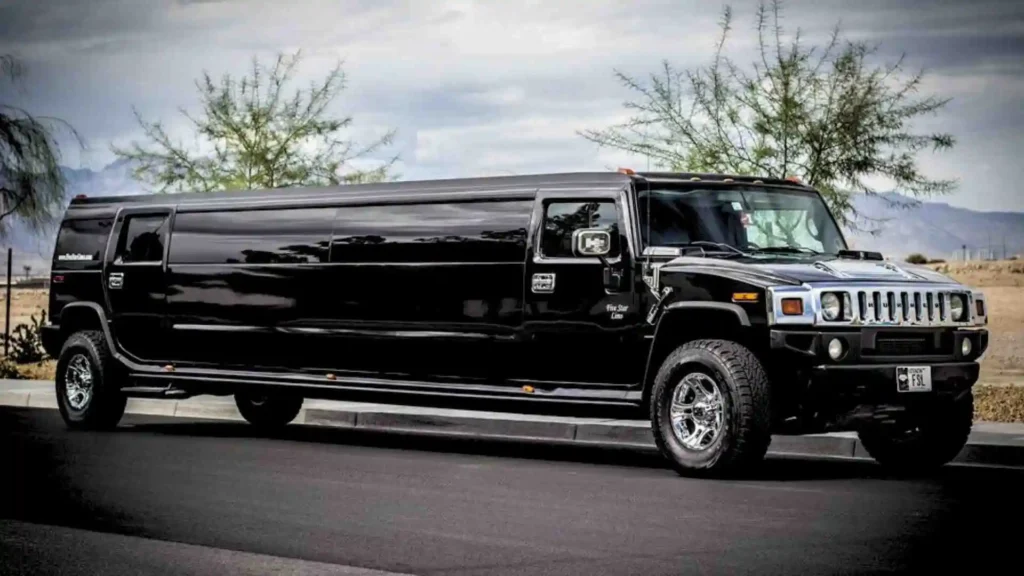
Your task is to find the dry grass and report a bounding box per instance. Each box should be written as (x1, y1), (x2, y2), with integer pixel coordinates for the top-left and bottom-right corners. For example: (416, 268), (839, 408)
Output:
(975, 384), (1024, 423)
(0, 288), (48, 332)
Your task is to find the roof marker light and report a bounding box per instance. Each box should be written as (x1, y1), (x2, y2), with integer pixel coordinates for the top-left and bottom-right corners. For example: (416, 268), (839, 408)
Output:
(617, 167), (636, 175)
(690, 177), (701, 181)
(752, 180), (764, 184)
(723, 178), (734, 183)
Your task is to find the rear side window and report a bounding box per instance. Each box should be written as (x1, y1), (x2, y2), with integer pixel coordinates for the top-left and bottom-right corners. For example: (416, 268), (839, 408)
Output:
(114, 215), (168, 264)
(169, 208), (335, 264)
(540, 200), (620, 258)
(53, 218), (113, 268)
(330, 200), (531, 263)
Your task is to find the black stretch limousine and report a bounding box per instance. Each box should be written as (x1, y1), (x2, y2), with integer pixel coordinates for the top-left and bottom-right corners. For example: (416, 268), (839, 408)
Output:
(43, 170), (989, 475)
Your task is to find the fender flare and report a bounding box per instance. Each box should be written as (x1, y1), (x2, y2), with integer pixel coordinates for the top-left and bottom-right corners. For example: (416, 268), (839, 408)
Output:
(640, 302), (752, 402)
(54, 302), (145, 371)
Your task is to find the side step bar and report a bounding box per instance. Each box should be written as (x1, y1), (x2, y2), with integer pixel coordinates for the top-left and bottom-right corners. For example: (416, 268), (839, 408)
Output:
(120, 385), (194, 399)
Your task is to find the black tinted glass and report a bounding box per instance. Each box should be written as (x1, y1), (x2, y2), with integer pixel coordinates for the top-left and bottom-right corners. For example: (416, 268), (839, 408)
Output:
(169, 208), (335, 264)
(116, 215), (168, 263)
(331, 200), (530, 263)
(540, 201), (619, 258)
(53, 218), (112, 266)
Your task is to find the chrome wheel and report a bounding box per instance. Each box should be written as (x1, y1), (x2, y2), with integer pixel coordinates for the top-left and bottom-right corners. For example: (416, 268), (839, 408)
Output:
(670, 372), (725, 451)
(65, 353), (94, 411)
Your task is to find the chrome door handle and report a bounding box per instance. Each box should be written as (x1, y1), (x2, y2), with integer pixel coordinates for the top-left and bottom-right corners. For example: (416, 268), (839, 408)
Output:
(108, 272), (124, 289)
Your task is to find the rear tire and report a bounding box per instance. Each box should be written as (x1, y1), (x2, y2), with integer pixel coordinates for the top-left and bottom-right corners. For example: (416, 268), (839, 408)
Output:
(55, 330), (127, 430)
(650, 339), (772, 477)
(234, 391), (303, 428)
(858, 391), (973, 473)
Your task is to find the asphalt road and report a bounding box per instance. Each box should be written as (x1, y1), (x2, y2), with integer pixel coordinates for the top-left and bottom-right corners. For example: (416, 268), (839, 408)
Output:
(2, 406), (1022, 576)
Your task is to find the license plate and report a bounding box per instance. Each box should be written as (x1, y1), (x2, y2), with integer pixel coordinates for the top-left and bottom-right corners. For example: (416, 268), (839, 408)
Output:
(897, 366), (932, 393)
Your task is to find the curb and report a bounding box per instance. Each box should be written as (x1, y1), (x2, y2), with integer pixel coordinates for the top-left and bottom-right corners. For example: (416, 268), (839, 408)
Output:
(3, 391), (1023, 468)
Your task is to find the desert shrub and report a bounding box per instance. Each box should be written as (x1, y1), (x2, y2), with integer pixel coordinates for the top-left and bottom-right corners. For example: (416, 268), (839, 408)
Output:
(0, 356), (26, 379)
(928, 258), (946, 264)
(1, 310), (48, 363)
(904, 253), (928, 264)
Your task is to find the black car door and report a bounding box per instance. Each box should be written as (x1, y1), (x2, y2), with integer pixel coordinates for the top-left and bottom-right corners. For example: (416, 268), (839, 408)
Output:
(518, 189), (642, 386)
(104, 207), (173, 363)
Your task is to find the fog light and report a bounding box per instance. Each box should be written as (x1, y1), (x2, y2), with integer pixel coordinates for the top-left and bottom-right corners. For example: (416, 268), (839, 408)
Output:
(827, 338), (844, 360)
(961, 338), (973, 357)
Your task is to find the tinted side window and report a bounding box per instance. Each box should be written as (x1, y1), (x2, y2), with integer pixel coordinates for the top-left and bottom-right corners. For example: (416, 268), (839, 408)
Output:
(115, 215), (168, 264)
(53, 218), (113, 267)
(331, 200), (531, 263)
(169, 208), (335, 264)
(541, 201), (620, 258)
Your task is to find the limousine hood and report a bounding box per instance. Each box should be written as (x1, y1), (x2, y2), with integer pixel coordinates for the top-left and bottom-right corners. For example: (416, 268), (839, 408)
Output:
(657, 256), (963, 287)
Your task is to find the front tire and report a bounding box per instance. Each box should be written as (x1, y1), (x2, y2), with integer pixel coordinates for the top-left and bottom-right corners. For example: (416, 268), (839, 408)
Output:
(858, 391), (973, 473)
(55, 330), (127, 430)
(234, 391), (303, 428)
(650, 339), (772, 477)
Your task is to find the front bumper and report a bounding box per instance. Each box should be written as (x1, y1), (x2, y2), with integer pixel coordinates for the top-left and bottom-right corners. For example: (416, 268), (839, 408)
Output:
(770, 327), (989, 365)
(769, 328), (985, 430)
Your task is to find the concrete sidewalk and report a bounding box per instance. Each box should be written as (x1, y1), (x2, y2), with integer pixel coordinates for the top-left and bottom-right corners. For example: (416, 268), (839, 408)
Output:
(4, 379), (1024, 468)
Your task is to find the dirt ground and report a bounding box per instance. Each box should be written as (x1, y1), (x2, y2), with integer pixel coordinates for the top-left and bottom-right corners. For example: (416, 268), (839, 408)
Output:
(928, 260), (1024, 385)
(2, 262), (1021, 387)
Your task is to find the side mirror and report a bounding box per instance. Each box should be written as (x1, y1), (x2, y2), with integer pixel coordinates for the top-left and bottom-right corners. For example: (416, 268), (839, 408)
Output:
(572, 228), (612, 258)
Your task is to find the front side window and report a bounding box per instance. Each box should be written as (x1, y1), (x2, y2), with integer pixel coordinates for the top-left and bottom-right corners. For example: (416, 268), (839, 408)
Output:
(636, 187), (847, 255)
(540, 201), (620, 258)
(115, 214), (168, 264)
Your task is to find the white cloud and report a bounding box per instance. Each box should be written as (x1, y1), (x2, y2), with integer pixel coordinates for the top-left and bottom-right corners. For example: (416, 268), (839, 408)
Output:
(1, 0), (1022, 210)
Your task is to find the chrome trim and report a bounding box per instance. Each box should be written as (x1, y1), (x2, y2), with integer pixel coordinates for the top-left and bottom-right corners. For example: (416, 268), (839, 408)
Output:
(768, 284), (987, 327)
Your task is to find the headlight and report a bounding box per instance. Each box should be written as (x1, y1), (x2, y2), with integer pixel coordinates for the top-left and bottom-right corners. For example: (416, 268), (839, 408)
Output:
(950, 294), (966, 321)
(821, 292), (841, 321)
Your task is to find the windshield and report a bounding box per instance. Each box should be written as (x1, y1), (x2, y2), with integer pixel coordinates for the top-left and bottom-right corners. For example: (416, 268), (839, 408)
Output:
(635, 186), (847, 255)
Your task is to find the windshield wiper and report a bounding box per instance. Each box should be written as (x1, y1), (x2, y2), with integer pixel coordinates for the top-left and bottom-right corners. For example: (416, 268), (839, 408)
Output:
(675, 241), (750, 258)
(749, 245), (821, 255)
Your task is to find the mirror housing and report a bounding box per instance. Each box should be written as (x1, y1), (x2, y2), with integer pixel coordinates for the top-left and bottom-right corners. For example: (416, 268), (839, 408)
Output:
(572, 228), (612, 258)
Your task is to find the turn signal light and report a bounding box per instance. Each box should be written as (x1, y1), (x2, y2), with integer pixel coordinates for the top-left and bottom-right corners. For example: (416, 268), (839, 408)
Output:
(732, 292), (759, 302)
(781, 298), (804, 315)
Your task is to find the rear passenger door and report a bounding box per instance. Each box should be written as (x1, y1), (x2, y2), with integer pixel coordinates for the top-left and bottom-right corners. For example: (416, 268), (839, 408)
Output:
(105, 207), (173, 363)
(325, 199), (532, 382)
(520, 191), (640, 385)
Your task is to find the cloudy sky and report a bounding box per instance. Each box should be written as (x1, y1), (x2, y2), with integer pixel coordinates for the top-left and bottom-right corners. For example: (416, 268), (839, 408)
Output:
(1, 0), (1022, 211)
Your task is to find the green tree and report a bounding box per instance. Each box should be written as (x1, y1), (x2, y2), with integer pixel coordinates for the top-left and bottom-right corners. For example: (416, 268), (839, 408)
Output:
(114, 51), (398, 193)
(579, 0), (955, 229)
(0, 54), (81, 238)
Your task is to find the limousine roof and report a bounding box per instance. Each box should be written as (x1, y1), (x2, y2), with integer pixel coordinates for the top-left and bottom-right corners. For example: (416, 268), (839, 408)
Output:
(65, 170), (812, 215)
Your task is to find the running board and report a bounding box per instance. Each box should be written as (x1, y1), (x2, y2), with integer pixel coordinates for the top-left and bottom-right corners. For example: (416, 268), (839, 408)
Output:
(120, 385), (195, 399)
(126, 368), (643, 408)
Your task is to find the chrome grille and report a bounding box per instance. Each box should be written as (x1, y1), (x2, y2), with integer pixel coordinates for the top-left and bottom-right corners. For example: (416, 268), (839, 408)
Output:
(841, 287), (968, 326)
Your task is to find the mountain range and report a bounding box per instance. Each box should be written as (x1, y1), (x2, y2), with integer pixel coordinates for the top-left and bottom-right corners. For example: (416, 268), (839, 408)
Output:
(3, 160), (1022, 274)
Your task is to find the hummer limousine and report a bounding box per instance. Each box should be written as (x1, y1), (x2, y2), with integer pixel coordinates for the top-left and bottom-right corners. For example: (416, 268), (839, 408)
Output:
(42, 170), (989, 476)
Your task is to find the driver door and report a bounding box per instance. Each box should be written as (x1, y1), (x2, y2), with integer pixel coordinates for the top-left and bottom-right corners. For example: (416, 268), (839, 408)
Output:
(518, 191), (640, 386)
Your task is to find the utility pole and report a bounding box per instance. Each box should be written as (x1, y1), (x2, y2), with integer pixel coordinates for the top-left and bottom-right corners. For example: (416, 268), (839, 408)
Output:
(4, 248), (11, 357)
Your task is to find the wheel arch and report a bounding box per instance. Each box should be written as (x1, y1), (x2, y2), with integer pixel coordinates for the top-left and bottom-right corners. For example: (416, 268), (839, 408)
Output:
(641, 302), (757, 408)
(56, 302), (117, 357)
